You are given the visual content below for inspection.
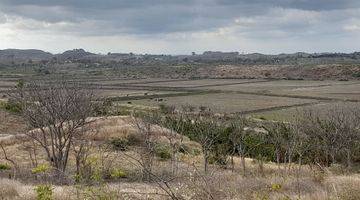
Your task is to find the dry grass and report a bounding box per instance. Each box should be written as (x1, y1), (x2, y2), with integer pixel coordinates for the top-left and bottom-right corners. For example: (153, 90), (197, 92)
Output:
(95, 89), (178, 98)
(1, 114), (359, 199)
(86, 116), (188, 142)
(126, 93), (316, 113)
(0, 115), (187, 147)
(0, 110), (27, 135)
(131, 79), (256, 88)
(1, 169), (359, 200)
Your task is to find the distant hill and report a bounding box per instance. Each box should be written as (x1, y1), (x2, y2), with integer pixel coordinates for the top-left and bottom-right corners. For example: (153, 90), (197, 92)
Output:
(0, 49), (52, 63)
(1, 48), (360, 66)
(55, 49), (95, 61)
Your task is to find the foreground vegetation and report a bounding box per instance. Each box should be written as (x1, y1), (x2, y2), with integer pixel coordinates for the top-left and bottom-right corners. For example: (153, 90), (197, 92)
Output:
(0, 79), (359, 199)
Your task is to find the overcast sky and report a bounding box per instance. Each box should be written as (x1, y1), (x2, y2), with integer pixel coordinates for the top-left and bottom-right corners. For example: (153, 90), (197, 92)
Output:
(0, 0), (360, 54)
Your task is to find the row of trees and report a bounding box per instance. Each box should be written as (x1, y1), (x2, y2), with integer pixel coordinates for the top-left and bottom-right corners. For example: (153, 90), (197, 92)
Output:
(157, 104), (360, 174)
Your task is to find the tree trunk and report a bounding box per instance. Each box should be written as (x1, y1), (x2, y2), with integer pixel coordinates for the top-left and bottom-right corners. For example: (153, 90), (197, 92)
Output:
(204, 150), (209, 174)
(346, 149), (352, 169)
(276, 148), (281, 170)
(241, 156), (246, 177)
(231, 155), (234, 172)
(258, 158), (265, 177)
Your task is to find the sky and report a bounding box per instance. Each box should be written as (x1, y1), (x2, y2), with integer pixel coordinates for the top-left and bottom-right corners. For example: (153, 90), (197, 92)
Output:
(0, 0), (360, 55)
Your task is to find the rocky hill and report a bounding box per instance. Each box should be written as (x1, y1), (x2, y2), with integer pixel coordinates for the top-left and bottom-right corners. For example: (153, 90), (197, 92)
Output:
(55, 49), (95, 61)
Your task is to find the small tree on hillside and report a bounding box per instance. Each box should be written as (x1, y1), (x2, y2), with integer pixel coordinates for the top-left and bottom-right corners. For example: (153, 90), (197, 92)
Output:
(188, 115), (221, 173)
(11, 79), (94, 173)
(228, 117), (248, 174)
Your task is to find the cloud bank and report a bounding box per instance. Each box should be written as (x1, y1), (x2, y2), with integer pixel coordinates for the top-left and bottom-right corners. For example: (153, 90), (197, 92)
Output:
(0, 0), (359, 54)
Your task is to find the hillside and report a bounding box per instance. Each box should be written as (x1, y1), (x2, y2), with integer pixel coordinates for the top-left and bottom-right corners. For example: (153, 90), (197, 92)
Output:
(1, 49), (360, 80)
(0, 49), (52, 63)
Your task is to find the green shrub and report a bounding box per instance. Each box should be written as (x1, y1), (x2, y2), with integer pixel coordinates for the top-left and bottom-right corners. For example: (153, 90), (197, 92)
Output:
(179, 143), (191, 154)
(159, 104), (175, 114)
(126, 133), (143, 146)
(32, 164), (50, 174)
(34, 185), (53, 200)
(0, 100), (22, 113)
(179, 142), (201, 156)
(116, 109), (131, 116)
(192, 148), (202, 156)
(110, 168), (127, 179)
(0, 163), (11, 171)
(259, 116), (267, 120)
(90, 168), (103, 182)
(352, 72), (360, 78)
(110, 138), (129, 151)
(154, 143), (172, 161)
(80, 186), (117, 200)
(209, 153), (228, 166)
(270, 183), (282, 191)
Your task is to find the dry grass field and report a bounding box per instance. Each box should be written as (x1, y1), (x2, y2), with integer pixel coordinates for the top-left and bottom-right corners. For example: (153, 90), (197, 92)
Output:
(96, 89), (179, 98)
(131, 79), (262, 88)
(283, 83), (360, 101)
(202, 80), (360, 100)
(1, 76), (360, 117)
(124, 93), (317, 113)
(251, 102), (360, 121)
(91, 78), (178, 85)
(1, 164), (359, 200)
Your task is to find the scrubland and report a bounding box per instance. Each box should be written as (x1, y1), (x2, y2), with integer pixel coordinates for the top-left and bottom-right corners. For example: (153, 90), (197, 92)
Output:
(0, 77), (360, 200)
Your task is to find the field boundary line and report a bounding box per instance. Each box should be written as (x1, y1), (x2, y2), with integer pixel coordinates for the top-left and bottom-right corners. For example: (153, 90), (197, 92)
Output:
(234, 101), (322, 115)
(219, 90), (360, 102)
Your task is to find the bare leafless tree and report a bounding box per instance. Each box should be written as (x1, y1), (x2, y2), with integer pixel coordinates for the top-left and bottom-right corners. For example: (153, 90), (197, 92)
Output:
(10, 79), (94, 173)
(0, 144), (19, 179)
(130, 113), (158, 182)
(159, 114), (186, 176)
(228, 116), (248, 175)
(190, 114), (221, 174)
(296, 103), (360, 168)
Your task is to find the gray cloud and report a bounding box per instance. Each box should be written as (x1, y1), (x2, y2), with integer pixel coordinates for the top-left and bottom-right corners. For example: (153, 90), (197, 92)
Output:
(0, 0), (359, 53)
(1, 0), (358, 35)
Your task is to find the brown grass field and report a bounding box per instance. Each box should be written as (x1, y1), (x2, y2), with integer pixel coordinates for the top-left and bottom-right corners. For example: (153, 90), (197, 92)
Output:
(123, 93), (317, 113)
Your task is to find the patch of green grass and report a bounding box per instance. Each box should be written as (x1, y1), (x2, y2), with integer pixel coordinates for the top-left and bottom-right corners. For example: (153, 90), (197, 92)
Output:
(154, 143), (172, 161)
(0, 100), (22, 113)
(0, 163), (11, 170)
(34, 185), (53, 200)
(32, 164), (51, 174)
(110, 168), (127, 179)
